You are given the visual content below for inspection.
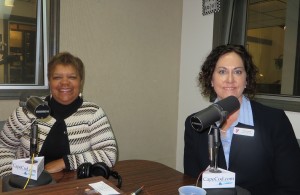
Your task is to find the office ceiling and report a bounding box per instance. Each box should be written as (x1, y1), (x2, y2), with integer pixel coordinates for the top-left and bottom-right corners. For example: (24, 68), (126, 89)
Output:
(248, 0), (287, 29)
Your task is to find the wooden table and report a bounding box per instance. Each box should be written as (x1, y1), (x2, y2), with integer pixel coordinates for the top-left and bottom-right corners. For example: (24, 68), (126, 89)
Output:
(0, 160), (195, 195)
(51, 159), (196, 194)
(110, 160), (250, 195)
(1, 176), (123, 195)
(112, 160), (196, 194)
(1, 160), (250, 195)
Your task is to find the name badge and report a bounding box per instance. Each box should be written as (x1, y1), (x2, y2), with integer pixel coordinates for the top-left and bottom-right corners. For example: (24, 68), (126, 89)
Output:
(233, 127), (254, 137)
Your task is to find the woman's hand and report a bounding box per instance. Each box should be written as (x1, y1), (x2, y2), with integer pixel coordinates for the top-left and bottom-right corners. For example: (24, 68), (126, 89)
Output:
(45, 158), (66, 173)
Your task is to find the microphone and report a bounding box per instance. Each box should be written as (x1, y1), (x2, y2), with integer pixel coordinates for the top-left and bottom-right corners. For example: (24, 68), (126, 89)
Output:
(190, 96), (238, 190)
(19, 96), (50, 119)
(190, 96), (240, 132)
(3, 96), (53, 192)
(19, 96), (50, 160)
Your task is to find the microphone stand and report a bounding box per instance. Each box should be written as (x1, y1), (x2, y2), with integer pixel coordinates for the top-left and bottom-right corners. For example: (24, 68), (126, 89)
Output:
(2, 118), (54, 192)
(208, 125), (221, 173)
(206, 125), (237, 195)
(26, 119), (38, 164)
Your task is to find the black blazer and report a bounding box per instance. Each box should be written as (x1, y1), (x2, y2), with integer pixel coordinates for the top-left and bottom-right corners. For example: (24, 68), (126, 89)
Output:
(184, 100), (300, 195)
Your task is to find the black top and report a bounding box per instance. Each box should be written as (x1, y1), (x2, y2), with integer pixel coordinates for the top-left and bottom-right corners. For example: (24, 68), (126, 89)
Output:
(39, 96), (83, 165)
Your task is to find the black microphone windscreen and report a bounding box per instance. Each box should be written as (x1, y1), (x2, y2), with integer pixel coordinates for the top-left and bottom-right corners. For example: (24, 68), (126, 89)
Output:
(190, 96), (240, 132)
(27, 97), (50, 119)
(215, 96), (240, 115)
(20, 96), (50, 119)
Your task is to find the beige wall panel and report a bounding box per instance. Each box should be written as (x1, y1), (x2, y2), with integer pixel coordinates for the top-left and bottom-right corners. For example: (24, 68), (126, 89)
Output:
(60, 0), (182, 168)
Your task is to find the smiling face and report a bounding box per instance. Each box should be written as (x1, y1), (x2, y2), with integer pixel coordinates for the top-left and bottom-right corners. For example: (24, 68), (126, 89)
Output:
(49, 64), (82, 105)
(211, 52), (247, 102)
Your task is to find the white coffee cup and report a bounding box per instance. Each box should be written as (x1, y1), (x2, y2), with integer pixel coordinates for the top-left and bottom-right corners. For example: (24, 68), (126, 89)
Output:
(178, 185), (207, 195)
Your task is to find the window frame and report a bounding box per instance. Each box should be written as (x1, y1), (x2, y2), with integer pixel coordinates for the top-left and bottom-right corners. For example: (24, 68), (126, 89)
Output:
(0, 0), (59, 99)
(213, 0), (300, 112)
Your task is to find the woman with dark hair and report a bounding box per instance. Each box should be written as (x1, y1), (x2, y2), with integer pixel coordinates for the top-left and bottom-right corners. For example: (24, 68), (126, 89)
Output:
(0, 52), (118, 176)
(184, 44), (300, 195)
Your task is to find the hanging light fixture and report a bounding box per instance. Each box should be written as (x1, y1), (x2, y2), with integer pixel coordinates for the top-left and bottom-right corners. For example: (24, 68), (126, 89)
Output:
(5, 0), (15, 7)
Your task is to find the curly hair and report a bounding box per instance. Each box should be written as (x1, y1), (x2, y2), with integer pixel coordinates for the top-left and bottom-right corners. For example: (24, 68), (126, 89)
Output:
(198, 44), (258, 99)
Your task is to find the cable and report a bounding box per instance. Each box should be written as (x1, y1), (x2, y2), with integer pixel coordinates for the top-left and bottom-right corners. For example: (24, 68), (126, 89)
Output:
(23, 153), (35, 189)
(196, 166), (210, 187)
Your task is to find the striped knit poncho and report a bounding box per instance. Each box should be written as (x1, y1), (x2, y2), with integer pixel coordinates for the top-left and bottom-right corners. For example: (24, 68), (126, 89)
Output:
(0, 100), (118, 177)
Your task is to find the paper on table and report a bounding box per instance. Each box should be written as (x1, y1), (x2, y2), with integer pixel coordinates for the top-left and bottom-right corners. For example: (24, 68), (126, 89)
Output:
(89, 181), (120, 195)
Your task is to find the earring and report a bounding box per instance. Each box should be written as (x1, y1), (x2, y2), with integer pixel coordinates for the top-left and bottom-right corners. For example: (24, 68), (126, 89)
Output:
(79, 92), (83, 99)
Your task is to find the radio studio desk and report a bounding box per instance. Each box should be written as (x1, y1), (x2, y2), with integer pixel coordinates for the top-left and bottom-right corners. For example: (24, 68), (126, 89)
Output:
(0, 160), (251, 195)
(0, 160), (196, 195)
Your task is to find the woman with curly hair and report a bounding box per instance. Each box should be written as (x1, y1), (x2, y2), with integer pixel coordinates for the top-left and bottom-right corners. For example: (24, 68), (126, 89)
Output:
(184, 44), (300, 195)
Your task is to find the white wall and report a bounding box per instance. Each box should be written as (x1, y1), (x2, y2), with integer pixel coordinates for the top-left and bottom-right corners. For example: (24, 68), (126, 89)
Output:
(176, 0), (214, 172)
(59, 0), (183, 169)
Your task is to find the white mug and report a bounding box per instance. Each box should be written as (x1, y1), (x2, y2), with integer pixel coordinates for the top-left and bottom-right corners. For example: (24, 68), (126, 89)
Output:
(178, 185), (207, 195)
